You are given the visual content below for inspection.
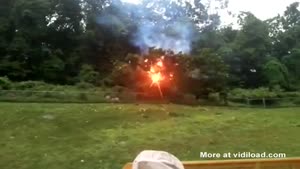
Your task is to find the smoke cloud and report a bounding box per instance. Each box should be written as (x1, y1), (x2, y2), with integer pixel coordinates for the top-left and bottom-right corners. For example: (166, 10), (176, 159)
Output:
(97, 0), (198, 54)
(132, 19), (195, 54)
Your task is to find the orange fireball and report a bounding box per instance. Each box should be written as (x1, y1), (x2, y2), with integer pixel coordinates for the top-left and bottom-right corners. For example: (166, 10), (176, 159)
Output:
(156, 60), (163, 67)
(150, 72), (163, 86)
(143, 56), (175, 98)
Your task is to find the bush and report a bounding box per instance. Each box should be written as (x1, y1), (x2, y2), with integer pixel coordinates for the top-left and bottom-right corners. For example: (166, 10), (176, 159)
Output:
(24, 91), (33, 97)
(180, 94), (198, 105)
(263, 58), (290, 89)
(118, 91), (136, 102)
(78, 93), (88, 101)
(76, 82), (94, 89)
(43, 92), (53, 98)
(14, 81), (49, 90)
(110, 62), (135, 88)
(112, 86), (126, 93)
(281, 92), (300, 97)
(292, 97), (300, 105)
(229, 88), (277, 98)
(0, 77), (12, 90)
(78, 64), (100, 85)
(208, 92), (220, 102)
(102, 78), (114, 87)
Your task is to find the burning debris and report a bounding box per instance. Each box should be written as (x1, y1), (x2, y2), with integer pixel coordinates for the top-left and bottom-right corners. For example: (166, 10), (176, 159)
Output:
(110, 50), (187, 102)
(142, 55), (176, 98)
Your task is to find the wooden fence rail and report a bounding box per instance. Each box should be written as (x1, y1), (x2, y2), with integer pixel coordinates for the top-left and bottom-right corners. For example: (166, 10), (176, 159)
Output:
(123, 157), (300, 169)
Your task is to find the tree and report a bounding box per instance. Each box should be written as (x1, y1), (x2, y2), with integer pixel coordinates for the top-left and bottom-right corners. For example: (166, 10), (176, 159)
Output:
(229, 12), (271, 88)
(282, 2), (300, 30)
(185, 48), (229, 97)
(78, 64), (100, 85)
(42, 52), (65, 83)
(282, 48), (300, 83)
(268, 2), (300, 58)
(263, 58), (290, 89)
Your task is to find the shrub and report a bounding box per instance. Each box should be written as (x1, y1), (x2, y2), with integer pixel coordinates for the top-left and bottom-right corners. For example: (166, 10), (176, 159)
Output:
(229, 88), (277, 98)
(208, 92), (220, 102)
(293, 98), (300, 105)
(229, 88), (249, 98)
(78, 64), (100, 85)
(263, 58), (290, 89)
(110, 62), (135, 88)
(281, 92), (300, 97)
(181, 94), (198, 105)
(78, 93), (88, 101)
(118, 91), (136, 102)
(102, 78), (114, 87)
(76, 82), (94, 89)
(24, 91), (33, 97)
(0, 76), (12, 90)
(252, 88), (277, 98)
(112, 86), (126, 93)
(43, 92), (53, 98)
(14, 81), (48, 90)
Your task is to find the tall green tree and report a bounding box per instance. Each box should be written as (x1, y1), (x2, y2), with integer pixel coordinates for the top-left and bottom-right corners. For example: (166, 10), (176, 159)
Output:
(263, 58), (290, 89)
(229, 12), (271, 87)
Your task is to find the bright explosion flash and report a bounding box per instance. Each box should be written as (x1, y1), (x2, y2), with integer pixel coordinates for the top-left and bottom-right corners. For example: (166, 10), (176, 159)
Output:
(146, 59), (166, 98)
(142, 55), (176, 98)
(149, 71), (163, 98)
(150, 73), (162, 85)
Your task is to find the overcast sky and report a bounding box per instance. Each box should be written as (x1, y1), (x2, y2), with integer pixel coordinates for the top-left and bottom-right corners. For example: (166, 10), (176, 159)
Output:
(217, 0), (299, 26)
(121, 0), (299, 26)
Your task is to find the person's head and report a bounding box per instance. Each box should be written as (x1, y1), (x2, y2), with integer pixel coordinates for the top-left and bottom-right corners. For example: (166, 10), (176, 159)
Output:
(133, 150), (184, 169)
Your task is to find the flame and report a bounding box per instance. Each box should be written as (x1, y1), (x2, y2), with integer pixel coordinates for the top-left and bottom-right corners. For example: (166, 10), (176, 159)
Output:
(150, 72), (163, 86)
(147, 61), (164, 97)
(143, 56), (176, 98)
(149, 72), (163, 97)
(157, 61), (163, 67)
(150, 67), (155, 73)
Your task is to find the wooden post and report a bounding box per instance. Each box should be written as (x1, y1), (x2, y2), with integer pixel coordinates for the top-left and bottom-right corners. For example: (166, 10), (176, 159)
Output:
(262, 98), (266, 108)
(246, 98), (250, 106)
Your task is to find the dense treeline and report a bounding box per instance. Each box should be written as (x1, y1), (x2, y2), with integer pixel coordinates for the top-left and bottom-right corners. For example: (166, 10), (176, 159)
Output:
(0, 0), (300, 97)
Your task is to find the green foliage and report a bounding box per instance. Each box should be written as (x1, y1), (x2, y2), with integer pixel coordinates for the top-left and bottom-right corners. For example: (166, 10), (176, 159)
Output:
(187, 48), (229, 96)
(42, 91), (53, 98)
(0, 83), (107, 103)
(229, 88), (277, 98)
(14, 81), (48, 90)
(263, 58), (290, 88)
(282, 48), (300, 82)
(110, 62), (135, 88)
(293, 97), (300, 105)
(78, 64), (100, 85)
(0, 76), (12, 90)
(228, 12), (271, 87)
(42, 53), (65, 82)
(282, 2), (300, 30)
(75, 81), (94, 89)
(229, 87), (300, 102)
(78, 92), (88, 101)
(208, 93), (220, 102)
(0, 59), (27, 80)
(0, 0), (299, 97)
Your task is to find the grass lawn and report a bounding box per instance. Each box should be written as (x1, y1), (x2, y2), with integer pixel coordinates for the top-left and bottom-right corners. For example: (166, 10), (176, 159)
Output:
(0, 103), (300, 169)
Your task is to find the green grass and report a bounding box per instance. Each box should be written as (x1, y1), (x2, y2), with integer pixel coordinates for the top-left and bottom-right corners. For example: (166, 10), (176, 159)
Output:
(0, 103), (300, 169)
